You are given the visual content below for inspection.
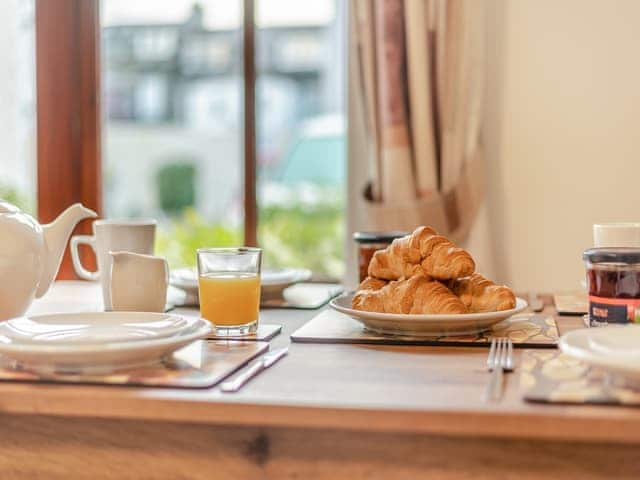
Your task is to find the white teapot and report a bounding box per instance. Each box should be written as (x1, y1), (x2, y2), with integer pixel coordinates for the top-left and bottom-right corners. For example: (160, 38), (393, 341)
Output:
(0, 200), (97, 320)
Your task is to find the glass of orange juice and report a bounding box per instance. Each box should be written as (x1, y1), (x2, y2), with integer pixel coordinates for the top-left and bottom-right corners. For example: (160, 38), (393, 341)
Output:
(197, 247), (262, 336)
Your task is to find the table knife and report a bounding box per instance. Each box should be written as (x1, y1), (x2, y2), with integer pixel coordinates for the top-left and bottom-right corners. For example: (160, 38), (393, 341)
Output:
(221, 347), (288, 393)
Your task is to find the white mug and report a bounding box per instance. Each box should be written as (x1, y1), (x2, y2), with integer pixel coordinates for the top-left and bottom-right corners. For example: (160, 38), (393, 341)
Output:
(70, 219), (156, 310)
(593, 223), (640, 248)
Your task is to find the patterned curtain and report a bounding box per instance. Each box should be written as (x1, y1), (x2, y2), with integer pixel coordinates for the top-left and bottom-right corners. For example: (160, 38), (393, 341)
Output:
(352, 0), (485, 241)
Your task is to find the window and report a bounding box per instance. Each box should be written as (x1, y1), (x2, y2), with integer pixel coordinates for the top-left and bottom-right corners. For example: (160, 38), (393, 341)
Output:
(35, 0), (346, 279)
(256, 0), (346, 279)
(0, 0), (36, 215)
(101, 0), (244, 268)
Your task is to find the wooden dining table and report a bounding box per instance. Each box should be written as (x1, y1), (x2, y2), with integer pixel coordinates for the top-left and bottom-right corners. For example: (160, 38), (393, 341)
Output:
(1, 281), (639, 479)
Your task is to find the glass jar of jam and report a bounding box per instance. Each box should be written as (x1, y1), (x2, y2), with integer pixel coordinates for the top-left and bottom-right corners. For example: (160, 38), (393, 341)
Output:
(353, 231), (407, 283)
(583, 248), (640, 324)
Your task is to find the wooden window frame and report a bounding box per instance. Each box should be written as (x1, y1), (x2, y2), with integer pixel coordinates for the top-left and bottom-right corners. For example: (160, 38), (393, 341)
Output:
(243, 0), (258, 247)
(36, 0), (102, 279)
(35, 0), (258, 278)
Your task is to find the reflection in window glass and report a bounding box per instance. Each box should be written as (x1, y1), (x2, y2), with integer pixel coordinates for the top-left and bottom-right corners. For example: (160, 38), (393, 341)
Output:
(101, 1), (243, 268)
(0, 0), (36, 214)
(256, 0), (346, 279)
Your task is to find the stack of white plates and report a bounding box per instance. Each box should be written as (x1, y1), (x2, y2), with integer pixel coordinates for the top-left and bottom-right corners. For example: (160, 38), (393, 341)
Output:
(0, 312), (212, 374)
(560, 326), (640, 383)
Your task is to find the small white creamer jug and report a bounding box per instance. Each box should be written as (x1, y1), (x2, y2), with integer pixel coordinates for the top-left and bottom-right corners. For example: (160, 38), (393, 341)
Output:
(110, 251), (168, 313)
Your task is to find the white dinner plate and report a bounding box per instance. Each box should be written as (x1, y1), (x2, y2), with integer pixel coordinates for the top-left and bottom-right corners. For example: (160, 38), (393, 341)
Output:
(560, 326), (640, 381)
(588, 327), (640, 357)
(330, 294), (528, 337)
(0, 312), (212, 374)
(170, 267), (312, 298)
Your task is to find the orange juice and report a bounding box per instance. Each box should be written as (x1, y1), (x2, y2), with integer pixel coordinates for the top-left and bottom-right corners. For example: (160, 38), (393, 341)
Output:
(198, 272), (261, 326)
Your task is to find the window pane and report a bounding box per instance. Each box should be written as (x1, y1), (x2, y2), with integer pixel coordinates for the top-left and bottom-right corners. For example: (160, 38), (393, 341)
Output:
(0, 0), (36, 214)
(256, 0), (346, 279)
(101, 0), (242, 268)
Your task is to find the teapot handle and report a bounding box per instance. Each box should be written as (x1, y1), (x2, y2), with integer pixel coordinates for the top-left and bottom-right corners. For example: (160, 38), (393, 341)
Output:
(70, 235), (99, 281)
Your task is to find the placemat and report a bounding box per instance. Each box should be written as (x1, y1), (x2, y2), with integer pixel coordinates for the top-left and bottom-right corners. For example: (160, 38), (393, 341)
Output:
(291, 310), (559, 347)
(207, 324), (281, 341)
(553, 292), (588, 315)
(520, 350), (640, 405)
(0, 340), (268, 389)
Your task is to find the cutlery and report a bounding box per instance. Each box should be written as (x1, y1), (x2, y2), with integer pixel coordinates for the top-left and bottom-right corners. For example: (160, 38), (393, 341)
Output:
(529, 291), (544, 312)
(221, 347), (288, 393)
(484, 337), (514, 402)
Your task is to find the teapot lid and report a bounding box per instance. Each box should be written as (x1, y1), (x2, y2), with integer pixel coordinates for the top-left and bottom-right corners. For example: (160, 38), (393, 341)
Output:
(0, 200), (20, 214)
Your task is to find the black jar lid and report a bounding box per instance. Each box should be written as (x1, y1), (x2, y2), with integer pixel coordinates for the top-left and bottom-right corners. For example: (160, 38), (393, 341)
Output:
(353, 231), (408, 244)
(583, 247), (640, 264)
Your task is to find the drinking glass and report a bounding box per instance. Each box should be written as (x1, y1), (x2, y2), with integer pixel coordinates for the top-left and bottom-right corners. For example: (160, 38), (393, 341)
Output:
(197, 247), (262, 336)
(593, 223), (640, 248)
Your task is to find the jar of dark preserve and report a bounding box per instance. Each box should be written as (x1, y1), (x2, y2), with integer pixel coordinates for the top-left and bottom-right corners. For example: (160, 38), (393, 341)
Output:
(353, 231), (408, 283)
(583, 248), (640, 324)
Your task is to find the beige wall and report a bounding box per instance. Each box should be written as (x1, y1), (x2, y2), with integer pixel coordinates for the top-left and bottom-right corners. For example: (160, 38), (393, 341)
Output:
(478, 0), (640, 291)
(348, 0), (640, 292)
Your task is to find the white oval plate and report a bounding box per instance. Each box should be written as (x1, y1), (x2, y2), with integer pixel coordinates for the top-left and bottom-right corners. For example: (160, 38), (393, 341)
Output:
(330, 294), (528, 337)
(560, 326), (640, 380)
(0, 313), (212, 374)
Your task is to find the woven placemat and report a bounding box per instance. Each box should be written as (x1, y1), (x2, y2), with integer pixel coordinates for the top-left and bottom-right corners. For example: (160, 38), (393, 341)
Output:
(0, 340), (268, 389)
(520, 350), (640, 405)
(291, 310), (558, 347)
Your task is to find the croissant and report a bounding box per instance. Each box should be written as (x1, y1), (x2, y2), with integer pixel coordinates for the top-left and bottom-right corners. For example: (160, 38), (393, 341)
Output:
(357, 276), (388, 292)
(352, 276), (388, 312)
(365, 229), (428, 280)
(448, 273), (516, 312)
(368, 226), (475, 280)
(352, 275), (467, 314)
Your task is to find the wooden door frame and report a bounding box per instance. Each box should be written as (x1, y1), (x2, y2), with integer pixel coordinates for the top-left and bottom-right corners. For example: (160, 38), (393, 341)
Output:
(35, 0), (258, 278)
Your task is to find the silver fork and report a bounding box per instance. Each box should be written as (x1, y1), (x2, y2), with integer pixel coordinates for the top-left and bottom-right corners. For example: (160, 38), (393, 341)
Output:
(484, 337), (514, 402)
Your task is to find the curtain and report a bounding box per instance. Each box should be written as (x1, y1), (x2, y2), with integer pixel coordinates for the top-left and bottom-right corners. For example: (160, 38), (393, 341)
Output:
(352, 0), (485, 242)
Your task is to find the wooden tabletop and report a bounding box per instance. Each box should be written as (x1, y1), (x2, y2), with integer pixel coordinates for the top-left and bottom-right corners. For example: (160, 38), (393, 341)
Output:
(7, 281), (640, 445)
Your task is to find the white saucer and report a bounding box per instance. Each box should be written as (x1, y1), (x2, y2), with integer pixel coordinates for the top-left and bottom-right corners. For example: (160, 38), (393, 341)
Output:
(0, 312), (212, 374)
(330, 294), (528, 337)
(170, 267), (312, 298)
(560, 326), (640, 381)
(261, 268), (313, 297)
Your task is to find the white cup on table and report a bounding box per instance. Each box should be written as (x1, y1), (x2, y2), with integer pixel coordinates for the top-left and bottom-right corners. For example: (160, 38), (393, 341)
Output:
(70, 219), (156, 310)
(593, 223), (640, 248)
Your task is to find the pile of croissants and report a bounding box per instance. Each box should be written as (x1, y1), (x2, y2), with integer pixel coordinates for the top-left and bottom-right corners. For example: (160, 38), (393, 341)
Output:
(353, 226), (516, 314)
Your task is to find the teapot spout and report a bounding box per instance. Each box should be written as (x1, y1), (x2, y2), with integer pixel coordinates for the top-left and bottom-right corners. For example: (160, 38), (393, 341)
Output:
(36, 203), (97, 298)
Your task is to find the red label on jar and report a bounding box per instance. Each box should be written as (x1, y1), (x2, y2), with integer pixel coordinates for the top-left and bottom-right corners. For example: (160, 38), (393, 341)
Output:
(588, 295), (640, 323)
